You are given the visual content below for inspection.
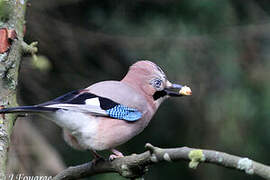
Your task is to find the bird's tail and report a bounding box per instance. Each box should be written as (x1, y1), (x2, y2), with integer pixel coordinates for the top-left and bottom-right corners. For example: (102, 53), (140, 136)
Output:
(0, 106), (59, 114)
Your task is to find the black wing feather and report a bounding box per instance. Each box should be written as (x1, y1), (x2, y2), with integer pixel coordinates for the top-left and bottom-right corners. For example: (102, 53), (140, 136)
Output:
(38, 90), (98, 106)
(38, 90), (119, 110)
(0, 106), (58, 114)
(69, 93), (96, 104)
(99, 97), (118, 110)
(38, 90), (81, 106)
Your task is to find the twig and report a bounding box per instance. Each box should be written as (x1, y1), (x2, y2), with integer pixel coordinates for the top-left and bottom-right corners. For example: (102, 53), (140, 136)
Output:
(21, 41), (38, 55)
(53, 143), (270, 180)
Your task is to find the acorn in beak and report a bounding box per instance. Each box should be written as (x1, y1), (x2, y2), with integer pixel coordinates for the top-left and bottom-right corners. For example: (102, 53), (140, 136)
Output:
(164, 81), (192, 97)
(152, 81), (192, 100)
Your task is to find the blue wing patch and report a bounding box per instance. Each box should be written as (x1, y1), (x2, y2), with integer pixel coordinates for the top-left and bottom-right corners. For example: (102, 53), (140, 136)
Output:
(106, 105), (142, 121)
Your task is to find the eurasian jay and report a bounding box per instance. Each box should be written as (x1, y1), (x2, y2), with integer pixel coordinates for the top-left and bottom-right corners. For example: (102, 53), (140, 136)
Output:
(0, 60), (192, 160)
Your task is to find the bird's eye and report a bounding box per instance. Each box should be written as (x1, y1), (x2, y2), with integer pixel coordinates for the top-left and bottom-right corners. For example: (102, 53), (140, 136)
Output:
(153, 79), (162, 89)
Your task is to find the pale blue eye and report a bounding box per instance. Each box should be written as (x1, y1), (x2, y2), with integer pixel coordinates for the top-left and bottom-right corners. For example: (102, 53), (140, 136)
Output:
(154, 79), (162, 88)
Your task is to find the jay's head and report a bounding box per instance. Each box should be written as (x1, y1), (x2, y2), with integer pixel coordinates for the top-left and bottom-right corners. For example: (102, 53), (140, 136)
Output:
(122, 60), (192, 106)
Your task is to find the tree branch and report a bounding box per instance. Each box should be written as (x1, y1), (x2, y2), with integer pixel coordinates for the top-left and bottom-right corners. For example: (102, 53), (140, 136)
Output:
(53, 143), (270, 180)
(0, 0), (28, 176)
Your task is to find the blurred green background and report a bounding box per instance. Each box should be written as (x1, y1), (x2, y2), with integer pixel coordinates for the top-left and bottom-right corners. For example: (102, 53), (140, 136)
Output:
(7, 0), (270, 179)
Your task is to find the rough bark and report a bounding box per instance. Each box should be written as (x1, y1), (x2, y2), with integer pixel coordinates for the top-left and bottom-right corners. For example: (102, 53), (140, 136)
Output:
(0, 0), (28, 177)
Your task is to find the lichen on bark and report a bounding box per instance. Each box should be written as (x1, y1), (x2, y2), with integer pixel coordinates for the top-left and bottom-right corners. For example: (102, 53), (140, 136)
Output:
(0, 0), (28, 176)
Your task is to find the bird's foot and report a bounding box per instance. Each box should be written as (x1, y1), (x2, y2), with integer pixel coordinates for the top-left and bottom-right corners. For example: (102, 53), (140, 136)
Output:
(109, 149), (124, 161)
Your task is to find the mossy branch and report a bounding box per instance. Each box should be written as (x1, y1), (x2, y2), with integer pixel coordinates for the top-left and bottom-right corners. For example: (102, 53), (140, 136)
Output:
(53, 143), (270, 180)
(0, 0), (28, 176)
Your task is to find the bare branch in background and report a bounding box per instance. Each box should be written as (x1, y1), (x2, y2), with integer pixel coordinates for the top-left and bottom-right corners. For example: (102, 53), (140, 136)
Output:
(7, 120), (66, 175)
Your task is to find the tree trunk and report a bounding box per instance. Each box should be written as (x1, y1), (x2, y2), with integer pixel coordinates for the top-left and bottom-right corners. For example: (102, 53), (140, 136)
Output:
(0, 0), (28, 176)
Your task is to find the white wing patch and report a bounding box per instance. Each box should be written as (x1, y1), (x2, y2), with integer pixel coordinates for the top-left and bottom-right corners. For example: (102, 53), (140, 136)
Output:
(85, 97), (100, 106)
(45, 104), (108, 115)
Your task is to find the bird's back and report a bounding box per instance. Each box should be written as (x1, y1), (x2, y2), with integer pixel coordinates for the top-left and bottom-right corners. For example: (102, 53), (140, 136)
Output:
(86, 81), (150, 115)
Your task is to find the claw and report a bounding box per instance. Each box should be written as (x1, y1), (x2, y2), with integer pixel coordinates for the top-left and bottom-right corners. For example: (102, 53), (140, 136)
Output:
(109, 149), (124, 161)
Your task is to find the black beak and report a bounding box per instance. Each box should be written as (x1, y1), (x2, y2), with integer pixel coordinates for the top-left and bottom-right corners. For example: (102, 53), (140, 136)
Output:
(153, 82), (192, 100)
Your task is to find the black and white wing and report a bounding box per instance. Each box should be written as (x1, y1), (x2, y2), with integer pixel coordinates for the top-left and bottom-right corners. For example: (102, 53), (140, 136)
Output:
(0, 90), (142, 122)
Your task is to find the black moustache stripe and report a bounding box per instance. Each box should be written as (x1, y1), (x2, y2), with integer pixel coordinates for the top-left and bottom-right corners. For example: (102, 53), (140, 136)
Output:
(153, 90), (167, 100)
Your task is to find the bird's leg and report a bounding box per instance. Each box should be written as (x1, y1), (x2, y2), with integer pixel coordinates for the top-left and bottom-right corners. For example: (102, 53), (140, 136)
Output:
(0, 106), (5, 119)
(91, 150), (101, 159)
(109, 149), (124, 161)
(91, 150), (104, 164)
